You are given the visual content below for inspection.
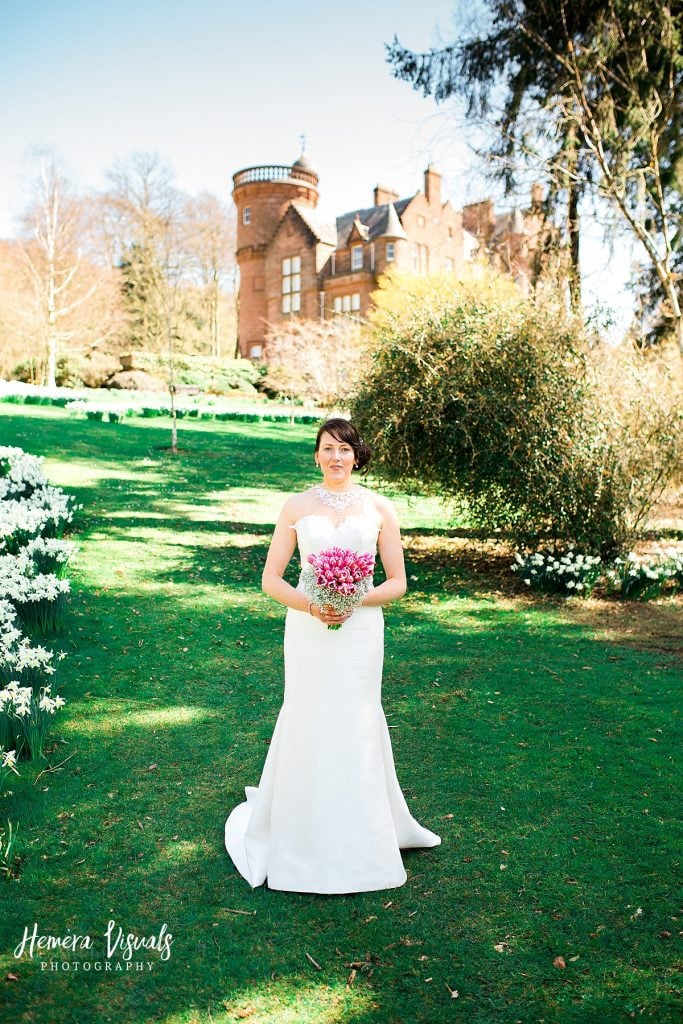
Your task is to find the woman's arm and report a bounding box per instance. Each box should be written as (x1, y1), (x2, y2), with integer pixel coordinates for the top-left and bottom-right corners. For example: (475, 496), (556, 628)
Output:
(261, 500), (310, 612)
(361, 497), (407, 607)
(261, 500), (346, 623)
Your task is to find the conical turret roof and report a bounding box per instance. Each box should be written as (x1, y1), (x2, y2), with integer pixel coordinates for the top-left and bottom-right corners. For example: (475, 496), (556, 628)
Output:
(292, 151), (317, 176)
(377, 202), (407, 240)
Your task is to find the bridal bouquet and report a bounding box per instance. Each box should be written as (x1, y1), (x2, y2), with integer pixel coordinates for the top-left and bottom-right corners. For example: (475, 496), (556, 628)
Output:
(301, 546), (375, 630)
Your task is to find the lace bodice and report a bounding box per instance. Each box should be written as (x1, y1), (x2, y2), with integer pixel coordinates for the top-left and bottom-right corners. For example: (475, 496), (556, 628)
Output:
(290, 508), (382, 571)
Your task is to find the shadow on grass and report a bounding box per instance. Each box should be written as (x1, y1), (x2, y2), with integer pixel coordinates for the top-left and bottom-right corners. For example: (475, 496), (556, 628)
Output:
(2, 579), (679, 1019)
(0, 406), (679, 1022)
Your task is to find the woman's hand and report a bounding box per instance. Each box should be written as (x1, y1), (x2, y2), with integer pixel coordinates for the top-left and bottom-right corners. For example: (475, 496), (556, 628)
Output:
(312, 603), (350, 626)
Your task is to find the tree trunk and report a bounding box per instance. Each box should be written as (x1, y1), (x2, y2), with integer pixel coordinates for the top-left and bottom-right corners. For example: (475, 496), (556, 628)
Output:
(45, 279), (57, 388)
(211, 275), (219, 357)
(169, 384), (178, 455)
(166, 307), (178, 455)
(567, 182), (581, 314)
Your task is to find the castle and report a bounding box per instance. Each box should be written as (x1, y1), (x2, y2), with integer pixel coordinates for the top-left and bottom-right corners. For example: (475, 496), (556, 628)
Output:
(232, 150), (552, 359)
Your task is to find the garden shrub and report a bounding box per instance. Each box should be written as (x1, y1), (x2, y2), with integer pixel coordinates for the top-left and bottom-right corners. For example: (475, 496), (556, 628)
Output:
(119, 352), (260, 394)
(55, 357), (84, 389)
(349, 270), (683, 557)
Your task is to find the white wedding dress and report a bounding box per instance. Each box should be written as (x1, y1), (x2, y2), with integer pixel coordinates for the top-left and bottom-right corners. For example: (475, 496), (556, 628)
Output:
(224, 500), (441, 894)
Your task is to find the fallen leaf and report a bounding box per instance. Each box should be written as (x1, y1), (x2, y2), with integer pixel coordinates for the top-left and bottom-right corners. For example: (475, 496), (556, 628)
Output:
(553, 956), (566, 969)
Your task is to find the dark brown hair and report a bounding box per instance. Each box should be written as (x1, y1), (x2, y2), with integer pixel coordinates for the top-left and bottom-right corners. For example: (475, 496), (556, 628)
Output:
(314, 417), (372, 475)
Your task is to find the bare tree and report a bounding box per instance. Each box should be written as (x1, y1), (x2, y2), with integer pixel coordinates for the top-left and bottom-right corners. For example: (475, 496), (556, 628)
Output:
(100, 152), (180, 349)
(16, 149), (102, 386)
(183, 192), (237, 357)
(99, 151), (190, 450)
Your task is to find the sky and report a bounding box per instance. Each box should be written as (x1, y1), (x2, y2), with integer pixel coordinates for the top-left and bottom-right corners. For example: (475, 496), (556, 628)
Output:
(0, 0), (636, 334)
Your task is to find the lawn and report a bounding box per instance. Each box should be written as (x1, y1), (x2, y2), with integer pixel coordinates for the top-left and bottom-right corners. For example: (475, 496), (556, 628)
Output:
(0, 405), (680, 1024)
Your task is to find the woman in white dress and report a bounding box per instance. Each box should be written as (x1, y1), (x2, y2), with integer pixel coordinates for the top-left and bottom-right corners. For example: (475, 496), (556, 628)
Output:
(224, 417), (441, 893)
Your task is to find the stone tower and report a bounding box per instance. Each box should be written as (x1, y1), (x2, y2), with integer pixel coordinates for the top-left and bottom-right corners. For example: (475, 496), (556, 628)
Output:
(232, 152), (319, 358)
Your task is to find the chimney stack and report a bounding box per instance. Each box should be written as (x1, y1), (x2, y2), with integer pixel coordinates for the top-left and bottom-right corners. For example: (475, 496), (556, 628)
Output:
(374, 184), (399, 207)
(424, 164), (441, 206)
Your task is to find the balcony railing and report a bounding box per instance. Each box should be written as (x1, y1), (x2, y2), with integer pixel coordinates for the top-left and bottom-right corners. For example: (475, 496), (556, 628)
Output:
(233, 165), (318, 189)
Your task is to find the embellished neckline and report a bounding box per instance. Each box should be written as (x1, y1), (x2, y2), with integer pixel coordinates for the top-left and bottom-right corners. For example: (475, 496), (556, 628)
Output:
(313, 484), (363, 514)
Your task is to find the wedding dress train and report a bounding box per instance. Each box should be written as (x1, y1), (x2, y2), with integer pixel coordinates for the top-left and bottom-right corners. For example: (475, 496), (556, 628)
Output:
(224, 506), (441, 894)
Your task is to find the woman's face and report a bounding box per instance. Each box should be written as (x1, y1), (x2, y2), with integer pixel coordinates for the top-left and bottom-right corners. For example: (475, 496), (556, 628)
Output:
(316, 431), (356, 486)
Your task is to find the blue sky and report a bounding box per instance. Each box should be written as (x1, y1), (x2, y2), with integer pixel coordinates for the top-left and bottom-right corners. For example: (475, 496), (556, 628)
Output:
(0, 0), (635, 332)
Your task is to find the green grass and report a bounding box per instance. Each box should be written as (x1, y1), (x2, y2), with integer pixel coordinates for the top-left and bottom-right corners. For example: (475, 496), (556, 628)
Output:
(0, 405), (680, 1024)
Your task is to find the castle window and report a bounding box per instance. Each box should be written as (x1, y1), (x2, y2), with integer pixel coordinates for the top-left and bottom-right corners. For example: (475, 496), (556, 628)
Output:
(386, 242), (395, 262)
(351, 245), (363, 271)
(412, 244), (429, 273)
(417, 215), (425, 227)
(333, 293), (360, 315)
(249, 343), (262, 358)
(282, 256), (301, 314)
(444, 258), (454, 272)
(448, 226), (453, 239)
(243, 206), (251, 225)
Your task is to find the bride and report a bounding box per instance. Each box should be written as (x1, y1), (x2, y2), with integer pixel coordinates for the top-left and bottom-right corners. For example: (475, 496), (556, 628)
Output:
(224, 416), (441, 893)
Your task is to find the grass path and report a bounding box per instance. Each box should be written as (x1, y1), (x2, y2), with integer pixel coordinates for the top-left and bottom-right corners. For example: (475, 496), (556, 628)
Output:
(0, 406), (679, 1024)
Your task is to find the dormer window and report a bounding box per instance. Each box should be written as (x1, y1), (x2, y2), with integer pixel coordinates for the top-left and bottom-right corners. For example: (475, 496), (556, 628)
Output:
(352, 245), (363, 271)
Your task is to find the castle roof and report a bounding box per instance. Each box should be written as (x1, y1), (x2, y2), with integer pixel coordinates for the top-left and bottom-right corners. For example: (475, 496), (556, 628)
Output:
(292, 152), (317, 176)
(377, 202), (408, 240)
(335, 198), (412, 247)
(491, 207), (528, 241)
(290, 202), (337, 246)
